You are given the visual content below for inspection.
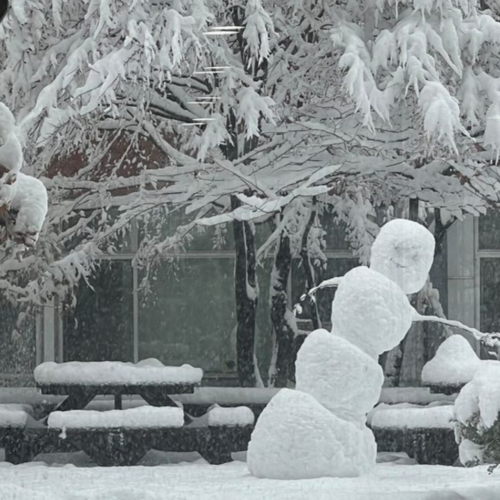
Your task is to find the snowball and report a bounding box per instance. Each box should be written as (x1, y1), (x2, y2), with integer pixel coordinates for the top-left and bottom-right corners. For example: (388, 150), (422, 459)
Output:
(8, 172), (48, 247)
(454, 361), (500, 428)
(295, 329), (384, 422)
(247, 389), (376, 479)
(330, 266), (413, 358)
(370, 405), (454, 429)
(34, 361), (203, 385)
(421, 335), (481, 387)
(48, 406), (184, 429)
(370, 219), (435, 294)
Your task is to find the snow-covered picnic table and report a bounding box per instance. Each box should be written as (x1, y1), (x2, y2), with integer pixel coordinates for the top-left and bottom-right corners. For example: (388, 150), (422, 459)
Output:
(0, 360), (254, 466)
(34, 360), (203, 414)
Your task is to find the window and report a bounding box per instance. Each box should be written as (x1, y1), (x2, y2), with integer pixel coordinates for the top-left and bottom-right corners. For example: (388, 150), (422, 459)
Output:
(63, 259), (134, 362)
(478, 211), (500, 335)
(58, 211), (354, 379)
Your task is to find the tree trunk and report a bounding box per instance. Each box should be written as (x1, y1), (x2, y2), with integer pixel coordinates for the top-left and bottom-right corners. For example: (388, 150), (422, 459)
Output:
(270, 228), (293, 387)
(232, 195), (257, 387)
(299, 203), (321, 330)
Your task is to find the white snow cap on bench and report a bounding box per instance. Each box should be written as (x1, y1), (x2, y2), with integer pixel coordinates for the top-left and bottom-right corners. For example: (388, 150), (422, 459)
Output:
(35, 359), (203, 385)
(48, 406), (184, 429)
(370, 405), (454, 430)
(0, 406), (29, 428)
(207, 405), (255, 426)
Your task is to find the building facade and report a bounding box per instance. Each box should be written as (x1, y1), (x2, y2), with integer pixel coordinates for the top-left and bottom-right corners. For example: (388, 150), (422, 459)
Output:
(0, 212), (498, 387)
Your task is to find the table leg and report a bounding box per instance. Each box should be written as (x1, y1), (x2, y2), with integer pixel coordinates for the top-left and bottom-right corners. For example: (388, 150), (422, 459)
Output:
(139, 388), (193, 424)
(59, 388), (98, 411)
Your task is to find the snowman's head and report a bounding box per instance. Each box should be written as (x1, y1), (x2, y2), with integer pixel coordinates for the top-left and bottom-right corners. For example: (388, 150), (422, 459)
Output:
(370, 219), (435, 295)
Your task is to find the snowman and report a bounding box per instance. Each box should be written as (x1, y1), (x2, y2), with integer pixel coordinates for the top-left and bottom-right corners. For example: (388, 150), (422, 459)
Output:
(247, 219), (439, 479)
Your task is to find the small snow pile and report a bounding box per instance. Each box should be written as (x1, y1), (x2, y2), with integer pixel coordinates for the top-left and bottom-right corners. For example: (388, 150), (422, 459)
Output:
(422, 335), (481, 387)
(330, 266), (413, 358)
(454, 361), (500, 466)
(370, 405), (454, 430)
(370, 219), (435, 295)
(295, 329), (384, 422)
(0, 104), (23, 214)
(247, 389), (376, 479)
(206, 405), (254, 427)
(7, 172), (48, 247)
(48, 406), (184, 429)
(34, 360), (203, 385)
(0, 103), (22, 174)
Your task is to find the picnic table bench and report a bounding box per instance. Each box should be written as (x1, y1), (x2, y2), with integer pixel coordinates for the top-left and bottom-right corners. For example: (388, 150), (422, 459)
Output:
(2, 360), (255, 466)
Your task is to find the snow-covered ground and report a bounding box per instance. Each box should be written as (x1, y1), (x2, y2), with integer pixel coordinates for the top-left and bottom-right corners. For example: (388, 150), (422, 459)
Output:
(0, 452), (499, 500)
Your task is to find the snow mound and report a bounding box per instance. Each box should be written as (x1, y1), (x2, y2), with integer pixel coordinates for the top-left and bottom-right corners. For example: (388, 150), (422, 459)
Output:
(370, 405), (454, 429)
(454, 361), (500, 428)
(207, 405), (254, 427)
(330, 266), (413, 358)
(48, 406), (184, 429)
(0, 408), (28, 427)
(247, 389), (376, 479)
(34, 361), (203, 386)
(370, 219), (435, 294)
(295, 328), (384, 421)
(421, 335), (481, 387)
(8, 172), (48, 247)
(0, 103), (22, 173)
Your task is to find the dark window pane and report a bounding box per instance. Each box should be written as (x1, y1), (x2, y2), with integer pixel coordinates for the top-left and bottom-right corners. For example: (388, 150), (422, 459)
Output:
(480, 258), (500, 332)
(479, 211), (500, 250)
(139, 258), (237, 372)
(139, 256), (273, 377)
(63, 260), (134, 362)
(292, 258), (359, 328)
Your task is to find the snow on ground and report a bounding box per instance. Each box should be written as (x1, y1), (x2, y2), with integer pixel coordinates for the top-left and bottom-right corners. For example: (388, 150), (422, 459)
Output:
(0, 453), (500, 500)
(34, 361), (203, 386)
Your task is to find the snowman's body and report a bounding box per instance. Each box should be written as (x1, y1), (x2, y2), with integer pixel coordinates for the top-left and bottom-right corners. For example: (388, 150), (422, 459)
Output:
(248, 219), (436, 479)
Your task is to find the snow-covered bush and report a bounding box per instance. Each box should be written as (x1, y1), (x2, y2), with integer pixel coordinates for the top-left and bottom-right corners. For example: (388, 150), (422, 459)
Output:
(454, 362), (500, 467)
